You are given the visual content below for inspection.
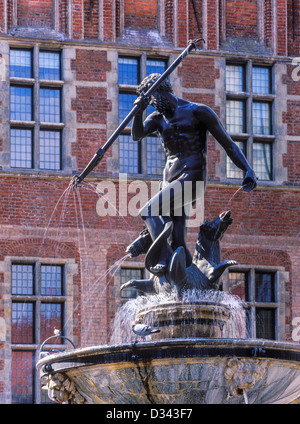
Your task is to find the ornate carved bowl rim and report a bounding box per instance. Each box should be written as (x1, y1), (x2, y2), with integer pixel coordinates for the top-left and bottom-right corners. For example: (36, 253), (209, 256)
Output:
(37, 338), (300, 377)
(136, 301), (232, 317)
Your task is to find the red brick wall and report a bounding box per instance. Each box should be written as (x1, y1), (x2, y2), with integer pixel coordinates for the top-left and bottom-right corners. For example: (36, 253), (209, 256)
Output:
(84, 0), (99, 40)
(277, 0), (288, 55)
(188, 0), (203, 40)
(71, 87), (111, 124)
(207, 0), (219, 50)
(0, 0), (5, 30)
(179, 56), (219, 90)
(71, 50), (111, 82)
(287, 0), (300, 56)
(165, 0), (174, 43)
(0, 0), (298, 55)
(226, 0), (258, 39)
(17, 0), (54, 28)
(0, 176), (298, 242)
(102, 0), (115, 42)
(264, 0), (273, 48)
(124, 0), (158, 29)
(59, 0), (69, 34)
(284, 101), (300, 137)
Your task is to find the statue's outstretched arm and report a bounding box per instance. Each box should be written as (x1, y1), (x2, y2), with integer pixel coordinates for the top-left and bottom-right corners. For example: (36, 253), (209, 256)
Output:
(201, 106), (257, 191)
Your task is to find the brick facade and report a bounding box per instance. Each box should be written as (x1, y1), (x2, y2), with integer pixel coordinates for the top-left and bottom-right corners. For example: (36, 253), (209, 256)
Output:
(0, 0), (299, 403)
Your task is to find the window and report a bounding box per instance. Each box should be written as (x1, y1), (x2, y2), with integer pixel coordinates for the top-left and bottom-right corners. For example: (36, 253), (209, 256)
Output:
(9, 48), (63, 171)
(11, 262), (65, 404)
(120, 267), (144, 300)
(225, 63), (274, 181)
(226, 141), (245, 179)
(118, 56), (167, 177)
(228, 269), (277, 340)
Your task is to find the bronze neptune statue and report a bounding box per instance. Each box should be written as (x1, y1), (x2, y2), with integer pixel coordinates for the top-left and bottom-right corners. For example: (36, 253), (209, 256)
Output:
(72, 41), (257, 296)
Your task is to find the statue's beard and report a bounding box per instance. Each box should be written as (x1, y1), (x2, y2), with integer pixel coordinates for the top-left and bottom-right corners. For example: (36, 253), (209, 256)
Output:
(150, 95), (171, 114)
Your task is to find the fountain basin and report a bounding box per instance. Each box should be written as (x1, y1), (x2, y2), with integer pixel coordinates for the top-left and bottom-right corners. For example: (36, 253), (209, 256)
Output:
(135, 301), (232, 339)
(37, 338), (300, 404)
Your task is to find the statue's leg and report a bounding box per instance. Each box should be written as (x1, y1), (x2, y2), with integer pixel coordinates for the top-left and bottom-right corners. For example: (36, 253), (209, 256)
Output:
(171, 209), (192, 267)
(140, 214), (172, 274)
(139, 181), (184, 274)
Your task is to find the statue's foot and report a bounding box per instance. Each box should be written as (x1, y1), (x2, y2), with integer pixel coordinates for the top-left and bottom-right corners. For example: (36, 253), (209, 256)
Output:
(120, 278), (156, 294)
(126, 228), (152, 258)
(150, 262), (168, 275)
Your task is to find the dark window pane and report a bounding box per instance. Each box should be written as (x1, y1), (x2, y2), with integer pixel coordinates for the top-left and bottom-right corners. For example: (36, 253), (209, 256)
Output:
(119, 93), (137, 126)
(12, 302), (34, 344)
(41, 265), (63, 296)
(40, 303), (63, 343)
(245, 307), (252, 338)
(10, 86), (32, 121)
(120, 268), (143, 299)
(10, 49), (32, 78)
(146, 59), (166, 75)
(226, 64), (244, 91)
(252, 66), (271, 94)
(12, 264), (34, 295)
(40, 88), (61, 123)
(226, 100), (245, 133)
(12, 351), (34, 404)
(252, 102), (271, 135)
(255, 272), (275, 302)
(118, 57), (139, 85)
(253, 142), (272, 181)
(226, 141), (245, 179)
(40, 130), (61, 170)
(10, 128), (33, 168)
(39, 51), (61, 80)
(228, 271), (249, 301)
(147, 136), (166, 175)
(119, 134), (140, 174)
(256, 308), (275, 339)
(146, 60), (167, 116)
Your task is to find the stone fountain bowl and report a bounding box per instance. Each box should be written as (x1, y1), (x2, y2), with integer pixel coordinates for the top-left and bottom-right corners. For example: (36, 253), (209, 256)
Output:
(135, 301), (232, 339)
(37, 338), (300, 404)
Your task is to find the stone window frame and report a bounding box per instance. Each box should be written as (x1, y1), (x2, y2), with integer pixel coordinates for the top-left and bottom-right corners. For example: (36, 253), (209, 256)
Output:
(0, 42), (77, 178)
(224, 59), (276, 182)
(8, 45), (64, 172)
(119, 265), (146, 301)
(222, 264), (289, 341)
(112, 261), (147, 306)
(0, 255), (77, 404)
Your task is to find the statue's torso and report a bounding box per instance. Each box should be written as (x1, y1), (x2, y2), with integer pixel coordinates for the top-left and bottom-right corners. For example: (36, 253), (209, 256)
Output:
(155, 101), (207, 182)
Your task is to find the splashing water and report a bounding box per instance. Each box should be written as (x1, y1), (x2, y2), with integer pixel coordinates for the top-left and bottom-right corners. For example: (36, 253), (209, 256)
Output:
(109, 289), (246, 345)
(226, 184), (247, 209)
(37, 178), (133, 344)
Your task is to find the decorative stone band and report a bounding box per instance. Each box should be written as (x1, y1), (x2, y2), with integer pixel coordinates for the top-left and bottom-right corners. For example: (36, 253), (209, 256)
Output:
(37, 339), (300, 404)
